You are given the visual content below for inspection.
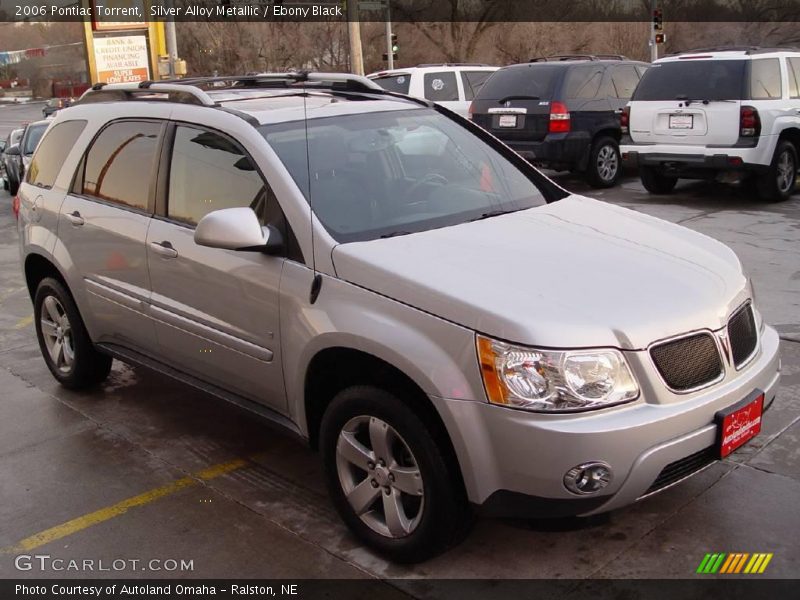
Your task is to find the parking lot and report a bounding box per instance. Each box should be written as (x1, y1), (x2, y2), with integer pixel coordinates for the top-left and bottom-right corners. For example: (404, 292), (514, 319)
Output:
(1, 101), (799, 583)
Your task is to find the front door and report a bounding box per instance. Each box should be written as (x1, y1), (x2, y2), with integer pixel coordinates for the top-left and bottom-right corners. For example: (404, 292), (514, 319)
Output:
(146, 123), (287, 412)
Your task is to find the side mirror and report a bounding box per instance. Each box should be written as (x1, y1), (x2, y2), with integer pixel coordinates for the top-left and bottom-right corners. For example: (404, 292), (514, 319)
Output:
(0, 142), (6, 153)
(194, 207), (283, 253)
(5, 144), (20, 156)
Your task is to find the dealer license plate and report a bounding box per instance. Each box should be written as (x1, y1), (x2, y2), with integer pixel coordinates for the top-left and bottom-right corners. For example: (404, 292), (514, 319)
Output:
(715, 391), (764, 458)
(669, 114), (694, 129)
(498, 115), (518, 128)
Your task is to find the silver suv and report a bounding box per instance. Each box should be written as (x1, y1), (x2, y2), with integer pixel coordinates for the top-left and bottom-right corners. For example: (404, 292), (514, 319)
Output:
(17, 73), (781, 562)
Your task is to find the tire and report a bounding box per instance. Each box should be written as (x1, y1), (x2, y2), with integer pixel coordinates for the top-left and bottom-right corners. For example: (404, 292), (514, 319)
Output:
(585, 136), (622, 188)
(320, 385), (471, 562)
(640, 166), (678, 194)
(756, 140), (797, 203)
(34, 277), (112, 389)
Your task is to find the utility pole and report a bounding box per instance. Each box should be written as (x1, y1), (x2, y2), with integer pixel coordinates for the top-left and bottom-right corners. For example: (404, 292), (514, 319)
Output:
(166, 19), (178, 78)
(385, 1), (394, 70)
(649, 0), (658, 62)
(347, 1), (364, 75)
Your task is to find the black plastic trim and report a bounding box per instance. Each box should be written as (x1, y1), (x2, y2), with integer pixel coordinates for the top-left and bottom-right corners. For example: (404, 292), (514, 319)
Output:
(477, 489), (612, 519)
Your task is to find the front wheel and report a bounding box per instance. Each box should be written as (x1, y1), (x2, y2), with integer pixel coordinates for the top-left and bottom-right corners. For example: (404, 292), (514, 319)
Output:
(585, 136), (621, 188)
(640, 166), (678, 194)
(757, 140), (797, 202)
(320, 385), (471, 562)
(34, 277), (112, 389)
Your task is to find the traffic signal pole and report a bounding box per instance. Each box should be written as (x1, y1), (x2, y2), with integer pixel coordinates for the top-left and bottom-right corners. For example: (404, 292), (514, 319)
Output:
(385, 1), (394, 70)
(650, 0), (658, 62)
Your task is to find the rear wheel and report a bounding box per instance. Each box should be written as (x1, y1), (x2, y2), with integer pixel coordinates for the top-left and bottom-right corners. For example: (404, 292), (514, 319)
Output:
(757, 140), (797, 202)
(34, 277), (112, 389)
(640, 166), (678, 194)
(585, 136), (621, 188)
(320, 385), (471, 562)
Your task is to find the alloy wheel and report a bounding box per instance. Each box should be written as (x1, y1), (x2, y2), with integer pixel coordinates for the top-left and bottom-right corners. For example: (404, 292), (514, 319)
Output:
(335, 415), (424, 538)
(596, 144), (619, 182)
(776, 149), (796, 194)
(39, 295), (75, 374)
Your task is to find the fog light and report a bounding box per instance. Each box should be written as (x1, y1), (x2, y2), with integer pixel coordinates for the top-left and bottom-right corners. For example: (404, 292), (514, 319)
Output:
(564, 462), (613, 495)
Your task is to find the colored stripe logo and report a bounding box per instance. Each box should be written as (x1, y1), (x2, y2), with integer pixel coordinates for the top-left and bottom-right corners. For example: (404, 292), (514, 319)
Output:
(697, 552), (773, 574)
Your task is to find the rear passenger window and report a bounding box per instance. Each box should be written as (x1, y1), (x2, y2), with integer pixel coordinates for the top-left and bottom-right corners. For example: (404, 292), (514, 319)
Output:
(371, 74), (410, 94)
(423, 72), (458, 101)
(167, 125), (267, 226)
(788, 58), (800, 98)
(564, 66), (604, 99)
(610, 65), (640, 99)
(27, 120), (86, 189)
(750, 59), (782, 99)
(82, 121), (161, 211)
(460, 71), (493, 101)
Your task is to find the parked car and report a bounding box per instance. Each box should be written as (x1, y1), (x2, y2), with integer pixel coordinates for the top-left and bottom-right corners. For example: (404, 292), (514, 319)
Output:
(621, 46), (800, 201)
(42, 97), (73, 118)
(5, 120), (49, 195)
(17, 73), (780, 562)
(368, 63), (498, 117)
(2, 127), (24, 192)
(0, 138), (6, 180)
(470, 55), (649, 187)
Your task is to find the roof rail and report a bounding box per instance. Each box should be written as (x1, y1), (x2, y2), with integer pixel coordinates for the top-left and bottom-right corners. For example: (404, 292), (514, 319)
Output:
(76, 72), (383, 106)
(529, 54), (628, 62)
(415, 63), (491, 67)
(670, 45), (800, 56)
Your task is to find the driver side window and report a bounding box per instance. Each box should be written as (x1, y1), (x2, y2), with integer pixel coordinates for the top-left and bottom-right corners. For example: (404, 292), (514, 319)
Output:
(167, 125), (269, 226)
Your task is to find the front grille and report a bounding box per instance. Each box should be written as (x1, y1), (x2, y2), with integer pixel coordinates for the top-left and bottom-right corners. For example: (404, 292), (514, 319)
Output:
(728, 303), (758, 368)
(643, 446), (716, 497)
(650, 333), (723, 392)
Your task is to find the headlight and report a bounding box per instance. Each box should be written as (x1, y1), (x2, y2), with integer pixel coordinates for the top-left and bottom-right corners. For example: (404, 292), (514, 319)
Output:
(476, 335), (639, 412)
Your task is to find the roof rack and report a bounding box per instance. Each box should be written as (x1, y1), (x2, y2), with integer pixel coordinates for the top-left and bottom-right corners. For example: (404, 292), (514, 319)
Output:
(77, 72), (383, 106)
(415, 63), (491, 67)
(529, 54), (628, 62)
(669, 46), (800, 56)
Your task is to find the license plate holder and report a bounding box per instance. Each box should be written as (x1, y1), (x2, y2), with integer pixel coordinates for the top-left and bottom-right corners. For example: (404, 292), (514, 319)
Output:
(498, 115), (518, 128)
(669, 114), (694, 129)
(715, 390), (764, 458)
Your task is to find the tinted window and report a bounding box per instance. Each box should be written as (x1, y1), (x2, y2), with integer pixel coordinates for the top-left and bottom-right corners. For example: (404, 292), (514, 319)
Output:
(423, 72), (458, 101)
(262, 108), (547, 243)
(370, 74), (411, 94)
(789, 58), (800, 98)
(27, 120), (86, 189)
(23, 124), (48, 155)
(168, 125), (268, 226)
(82, 120), (161, 211)
(460, 71), (494, 100)
(750, 59), (782, 99)
(564, 66), (604, 99)
(610, 65), (640, 99)
(633, 60), (747, 101)
(474, 65), (560, 101)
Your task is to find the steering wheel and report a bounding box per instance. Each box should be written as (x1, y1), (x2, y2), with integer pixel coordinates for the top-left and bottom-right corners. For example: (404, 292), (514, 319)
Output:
(404, 173), (449, 202)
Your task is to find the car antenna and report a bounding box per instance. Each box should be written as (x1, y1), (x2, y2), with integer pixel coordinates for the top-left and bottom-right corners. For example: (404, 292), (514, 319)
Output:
(301, 73), (323, 304)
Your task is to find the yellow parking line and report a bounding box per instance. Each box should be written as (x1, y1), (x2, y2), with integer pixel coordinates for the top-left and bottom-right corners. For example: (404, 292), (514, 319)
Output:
(14, 314), (33, 329)
(3, 458), (247, 554)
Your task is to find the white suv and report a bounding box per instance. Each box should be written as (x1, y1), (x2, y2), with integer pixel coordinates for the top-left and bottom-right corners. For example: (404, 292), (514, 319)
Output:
(621, 46), (800, 201)
(368, 63), (498, 117)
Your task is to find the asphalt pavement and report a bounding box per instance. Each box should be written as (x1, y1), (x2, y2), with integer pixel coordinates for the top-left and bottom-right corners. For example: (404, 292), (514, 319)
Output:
(1, 102), (798, 584)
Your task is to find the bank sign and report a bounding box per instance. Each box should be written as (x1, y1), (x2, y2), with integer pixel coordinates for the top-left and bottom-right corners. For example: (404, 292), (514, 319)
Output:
(94, 35), (150, 83)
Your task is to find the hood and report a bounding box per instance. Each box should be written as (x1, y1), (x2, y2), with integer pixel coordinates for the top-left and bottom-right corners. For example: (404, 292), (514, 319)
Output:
(331, 195), (749, 349)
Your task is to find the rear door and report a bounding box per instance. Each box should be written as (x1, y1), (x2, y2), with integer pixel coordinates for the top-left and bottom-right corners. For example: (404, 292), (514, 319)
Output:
(629, 58), (745, 146)
(146, 123), (289, 412)
(470, 64), (563, 142)
(58, 119), (162, 352)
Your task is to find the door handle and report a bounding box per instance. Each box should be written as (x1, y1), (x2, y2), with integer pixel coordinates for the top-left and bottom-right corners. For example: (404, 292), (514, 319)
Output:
(149, 240), (178, 259)
(65, 211), (84, 226)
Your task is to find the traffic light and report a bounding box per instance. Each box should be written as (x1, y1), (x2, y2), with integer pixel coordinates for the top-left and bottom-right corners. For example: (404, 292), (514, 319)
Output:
(391, 33), (398, 54)
(383, 53), (398, 62)
(655, 33), (667, 44)
(653, 8), (663, 31)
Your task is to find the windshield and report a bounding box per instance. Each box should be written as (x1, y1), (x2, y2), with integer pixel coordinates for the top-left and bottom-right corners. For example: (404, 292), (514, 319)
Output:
(474, 65), (561, 101)
(633, 60), (747, 101)
(24, 124), (48, 155)
(261, 108), (547, 243)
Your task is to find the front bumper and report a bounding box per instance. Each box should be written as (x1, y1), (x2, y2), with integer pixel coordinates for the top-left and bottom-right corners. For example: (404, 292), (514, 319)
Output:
(431, 325), (781, 519)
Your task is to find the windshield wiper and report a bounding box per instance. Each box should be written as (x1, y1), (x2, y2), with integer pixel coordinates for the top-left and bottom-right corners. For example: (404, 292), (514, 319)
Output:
(675, 95), (734, 106)
(468, 209), (517, 222)
(497, 95), (539, 103)
(379, 230), (414, 239)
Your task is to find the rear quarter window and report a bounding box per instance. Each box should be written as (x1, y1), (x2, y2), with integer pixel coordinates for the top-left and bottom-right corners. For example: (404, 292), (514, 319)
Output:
(633, 60), (747, 101)
(460, 71), (494, 100)
(423, 72), (459, 101)
(750, 58), (782, 99)
(371, 74), (411, 94)
(27, 120), (87, 190)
